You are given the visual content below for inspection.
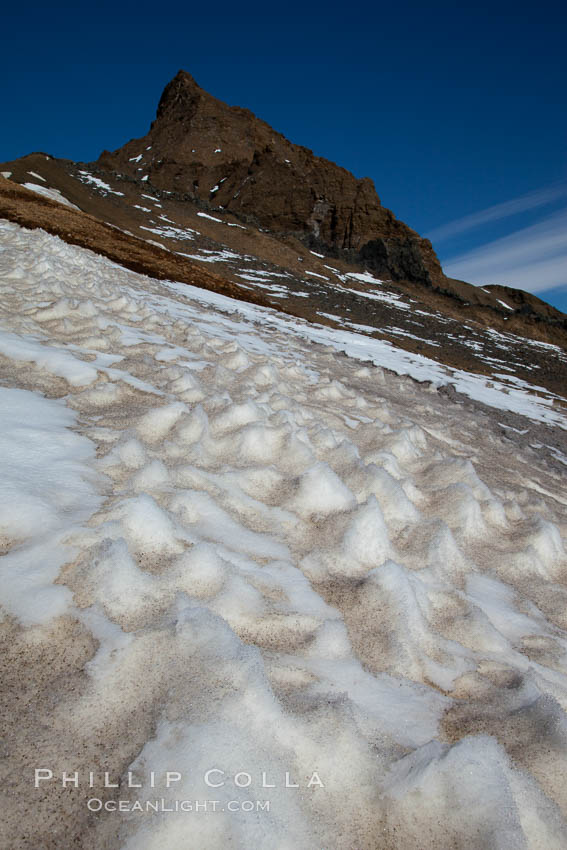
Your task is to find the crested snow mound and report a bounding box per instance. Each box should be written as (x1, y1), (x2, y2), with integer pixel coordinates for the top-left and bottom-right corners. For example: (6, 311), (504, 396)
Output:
(1, 219), (567, 849)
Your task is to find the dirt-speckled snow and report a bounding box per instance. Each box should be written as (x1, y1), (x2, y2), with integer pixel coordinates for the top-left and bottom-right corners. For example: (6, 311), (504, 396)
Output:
(1, 220), (567, 849)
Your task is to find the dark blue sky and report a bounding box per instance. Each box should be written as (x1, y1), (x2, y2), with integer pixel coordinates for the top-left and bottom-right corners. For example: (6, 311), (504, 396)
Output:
(3, 0), (566, 311)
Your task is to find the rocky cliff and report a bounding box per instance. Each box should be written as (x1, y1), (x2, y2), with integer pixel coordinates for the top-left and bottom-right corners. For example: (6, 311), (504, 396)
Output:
(97, 70), (443, 285)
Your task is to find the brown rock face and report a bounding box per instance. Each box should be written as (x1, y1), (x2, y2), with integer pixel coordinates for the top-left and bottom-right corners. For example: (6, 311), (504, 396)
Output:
(97, 70), (443, 285)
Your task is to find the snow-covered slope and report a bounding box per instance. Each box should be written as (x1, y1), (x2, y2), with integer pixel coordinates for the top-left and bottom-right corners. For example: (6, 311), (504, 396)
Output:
(1, 220), (567, 849)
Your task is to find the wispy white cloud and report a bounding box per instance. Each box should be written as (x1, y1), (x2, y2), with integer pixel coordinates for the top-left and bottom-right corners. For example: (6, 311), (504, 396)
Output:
(426, 184), (567, 243)
(443, 207), (567, 292)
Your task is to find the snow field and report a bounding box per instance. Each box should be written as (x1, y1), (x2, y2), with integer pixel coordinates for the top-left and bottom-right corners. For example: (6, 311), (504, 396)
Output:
(0, 220), (567, 848)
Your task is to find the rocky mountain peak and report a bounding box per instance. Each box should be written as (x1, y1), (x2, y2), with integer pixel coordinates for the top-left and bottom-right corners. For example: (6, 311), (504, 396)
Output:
(154, 69), (203, 122)
(98, 71), (444, 285)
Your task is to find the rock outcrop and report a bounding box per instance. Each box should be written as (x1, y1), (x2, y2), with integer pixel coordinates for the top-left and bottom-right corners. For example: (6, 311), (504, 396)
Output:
(97, 70), (443, 285)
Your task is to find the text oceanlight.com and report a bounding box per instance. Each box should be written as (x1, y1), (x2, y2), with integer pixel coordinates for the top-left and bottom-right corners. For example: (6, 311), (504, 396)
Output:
(87, 799), (271, 814)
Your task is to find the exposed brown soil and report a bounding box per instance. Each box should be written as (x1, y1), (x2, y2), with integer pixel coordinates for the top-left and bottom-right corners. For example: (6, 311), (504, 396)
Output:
(0, 176), (271, 309)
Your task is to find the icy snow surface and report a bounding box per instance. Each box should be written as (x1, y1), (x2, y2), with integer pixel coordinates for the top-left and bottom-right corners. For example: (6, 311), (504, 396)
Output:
(1, 219), (567, 849)
(197, 212), (223, 222)
(140, 223), (197, 241)
(21, 182), (80, 209)
(76, 171), (125, 196)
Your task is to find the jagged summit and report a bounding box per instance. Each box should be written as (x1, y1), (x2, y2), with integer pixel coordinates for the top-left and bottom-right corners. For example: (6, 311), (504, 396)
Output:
(98, 70), (443, 285)
(154, 69), (240, 124)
